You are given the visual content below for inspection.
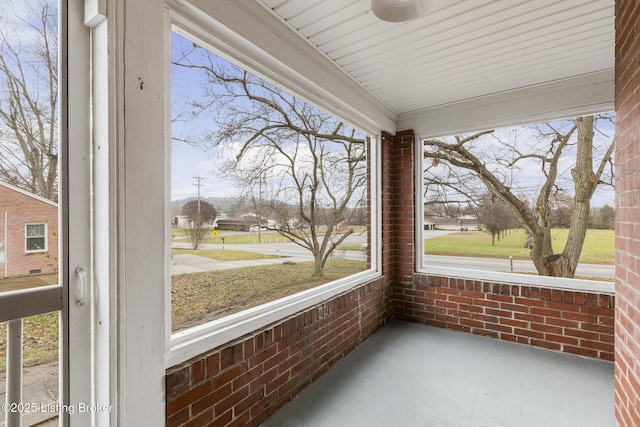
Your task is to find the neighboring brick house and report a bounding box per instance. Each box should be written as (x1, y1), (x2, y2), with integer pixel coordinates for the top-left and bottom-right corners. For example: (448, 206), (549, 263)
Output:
(0, 181), (58, 278)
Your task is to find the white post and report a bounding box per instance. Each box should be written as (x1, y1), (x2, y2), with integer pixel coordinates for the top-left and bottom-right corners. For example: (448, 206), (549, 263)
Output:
(5, 319), (23, 427)
(4, 212), (7, 278)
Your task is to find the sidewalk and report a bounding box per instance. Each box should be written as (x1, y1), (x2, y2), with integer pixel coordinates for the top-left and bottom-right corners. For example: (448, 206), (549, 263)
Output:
(171, 252), (311, 275)
(0, 362), (59, 427)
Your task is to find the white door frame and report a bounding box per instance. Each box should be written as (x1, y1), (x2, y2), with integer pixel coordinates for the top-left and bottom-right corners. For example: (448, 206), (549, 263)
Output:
(61, 0), (95, 425)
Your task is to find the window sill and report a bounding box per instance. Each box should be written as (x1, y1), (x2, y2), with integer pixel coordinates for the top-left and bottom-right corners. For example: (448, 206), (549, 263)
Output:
(166, 268), (381, 368)
(418, 265), (614, 295)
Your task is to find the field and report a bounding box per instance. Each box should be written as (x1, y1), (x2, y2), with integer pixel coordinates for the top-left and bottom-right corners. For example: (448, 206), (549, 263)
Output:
(425, 228), (615, 264)
(171, 259), (366, 331)
(172, 248), (279, 261)
(171, 226), (367, 246)
(172, 229), (287, 245)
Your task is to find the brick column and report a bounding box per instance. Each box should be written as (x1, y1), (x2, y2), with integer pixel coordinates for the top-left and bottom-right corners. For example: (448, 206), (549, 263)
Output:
(381, 130), (416, 303)
(614, 1), (640, 425)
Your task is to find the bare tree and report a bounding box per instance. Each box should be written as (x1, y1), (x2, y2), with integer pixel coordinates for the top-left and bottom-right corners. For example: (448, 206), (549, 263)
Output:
(182, 200), (217, 249)
(597, 204), (615, 229)
(475, 193), (518, 246)
(423, 114), (614, 278)
(173, 47), (366, 276)
(549, 191), (574, 228)
(0, 0), (58, 200)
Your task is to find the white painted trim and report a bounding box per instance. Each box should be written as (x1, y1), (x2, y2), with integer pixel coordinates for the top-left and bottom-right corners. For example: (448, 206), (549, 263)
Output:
(64, 0), (94, 424)
(370, 135), (383, 276)
(114, 0), (168, 424)
(417, 265), (615, 295)
(5, 319), (22, 427)
(400, 70), (615, 138)
(84, 0), (106, 27)
(91, 14), (113, 427)
(0, 285), (63, 322)
(414, 133), (424, 273)
(167, 0), (397, 135)
(167, 269), (382, 367)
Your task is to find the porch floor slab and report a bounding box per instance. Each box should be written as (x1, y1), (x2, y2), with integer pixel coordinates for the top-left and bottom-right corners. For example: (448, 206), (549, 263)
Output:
(263, 320), (614, 427)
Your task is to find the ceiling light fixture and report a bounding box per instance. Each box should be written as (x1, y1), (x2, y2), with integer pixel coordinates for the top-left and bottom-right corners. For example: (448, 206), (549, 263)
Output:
(371, 0), (430, 22)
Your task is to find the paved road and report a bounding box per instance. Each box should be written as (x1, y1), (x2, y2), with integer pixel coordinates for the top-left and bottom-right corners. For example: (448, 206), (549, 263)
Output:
(424, 254), (614, 279)
(173, 237), (613, 280)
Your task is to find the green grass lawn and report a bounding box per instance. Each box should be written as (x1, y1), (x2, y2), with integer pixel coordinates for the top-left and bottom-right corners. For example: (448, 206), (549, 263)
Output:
(173, 230), (290, 245)
(171, 259), (367, 331)
(172, 226), (367, 246)
(172, 248), (279, 261)
(425, 228), (614, 264)
(0, 312), (59, 373)
(338, 243), (366, 251)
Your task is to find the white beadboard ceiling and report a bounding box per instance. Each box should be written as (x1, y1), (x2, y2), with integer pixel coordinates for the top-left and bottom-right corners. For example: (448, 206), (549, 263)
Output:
(258, 0), (614, 117)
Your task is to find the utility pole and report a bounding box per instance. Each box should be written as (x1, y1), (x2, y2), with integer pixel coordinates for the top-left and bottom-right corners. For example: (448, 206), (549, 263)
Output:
(193, 176), (204, 225)
(258, 174), (264, 243)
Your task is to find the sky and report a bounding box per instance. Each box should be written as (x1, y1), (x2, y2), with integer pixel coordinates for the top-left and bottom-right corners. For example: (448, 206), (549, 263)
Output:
(171, 32), (237, 201)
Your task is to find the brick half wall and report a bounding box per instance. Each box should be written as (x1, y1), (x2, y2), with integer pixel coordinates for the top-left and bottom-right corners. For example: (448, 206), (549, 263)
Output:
(394, 274), (614, 361)
(166, 278), (391, 427)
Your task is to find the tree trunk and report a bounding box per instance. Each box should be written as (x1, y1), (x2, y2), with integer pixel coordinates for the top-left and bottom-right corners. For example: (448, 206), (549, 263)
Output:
(544, 253), (571, 276)
(313, 251), (325, 277)
(529, 199), (555, 276)
(534, 116), (597, 278)
(556, 116), (596, 278)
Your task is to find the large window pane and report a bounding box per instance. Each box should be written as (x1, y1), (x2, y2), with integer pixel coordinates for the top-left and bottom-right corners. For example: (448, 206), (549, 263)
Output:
(0, 1), (61, 425)
(0, 0), (59, 286)
(170, 31), (370, 333)
(421, 114), (615, 282)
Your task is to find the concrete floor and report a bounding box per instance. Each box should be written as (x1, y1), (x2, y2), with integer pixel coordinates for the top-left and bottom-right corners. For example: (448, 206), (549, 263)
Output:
(263, 320), (614, 427)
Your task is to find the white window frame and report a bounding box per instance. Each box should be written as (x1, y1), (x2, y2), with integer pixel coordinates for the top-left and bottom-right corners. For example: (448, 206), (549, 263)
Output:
(165, 21), (383, 368)
(25, 222), (48, 253)
(414, 113), (615, 295)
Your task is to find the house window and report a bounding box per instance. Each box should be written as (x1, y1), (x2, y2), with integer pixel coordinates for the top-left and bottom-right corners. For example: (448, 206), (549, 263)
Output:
(167, 28), (380, 364)
(25, 223), (48, 253)
(419, 114), (615, 286)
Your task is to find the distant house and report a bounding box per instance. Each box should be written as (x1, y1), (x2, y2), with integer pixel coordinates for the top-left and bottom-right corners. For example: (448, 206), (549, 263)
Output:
(424, 216), (481, 231)
(0, 182), (58, 277)
(215, 216), (252, 232)
(172, 214), (217, 228)
(171, 215), (190, 228)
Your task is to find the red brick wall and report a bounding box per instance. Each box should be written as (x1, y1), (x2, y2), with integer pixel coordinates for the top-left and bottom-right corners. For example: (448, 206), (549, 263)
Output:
(381, 133), (392, 277)
(387, 131), (415, 286)
(614, 1), (640, 425)
(166, 278), (390, 427)
(0, 184), (58, 277)
(395, 274), (614, 361)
